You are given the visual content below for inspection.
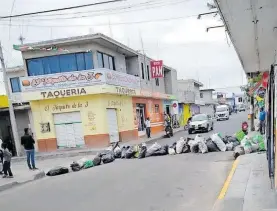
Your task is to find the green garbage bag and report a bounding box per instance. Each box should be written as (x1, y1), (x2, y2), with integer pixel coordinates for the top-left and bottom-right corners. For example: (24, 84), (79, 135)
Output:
(235, 130), (246, 142)
(253, 134), (265, 151)
(83, 160), (94, 169)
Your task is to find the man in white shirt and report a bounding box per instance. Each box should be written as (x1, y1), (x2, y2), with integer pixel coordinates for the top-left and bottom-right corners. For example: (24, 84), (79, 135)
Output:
(145, 117), (151, 138)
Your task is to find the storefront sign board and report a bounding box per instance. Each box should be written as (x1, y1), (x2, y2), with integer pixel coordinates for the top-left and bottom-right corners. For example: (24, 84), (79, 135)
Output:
(150, 60), (164, 78)
(105, 70), (140, 89)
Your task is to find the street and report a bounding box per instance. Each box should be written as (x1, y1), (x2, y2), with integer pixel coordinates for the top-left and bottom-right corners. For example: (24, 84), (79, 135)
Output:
(0, 112), (247, 211)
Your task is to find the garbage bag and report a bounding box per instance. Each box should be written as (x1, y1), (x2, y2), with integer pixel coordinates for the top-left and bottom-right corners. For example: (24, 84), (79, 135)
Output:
(151, 146), (168, 156)
(126, 146), (135, 159)
(253, 134), (265, 151)
(97, 150), (112, 158)
(168, 147), (176, 155)
(233, 145), (245, 159)
(176, 137), (186, 154)
(211, 133), (226, 152)
(243, 139), (252, 154)
(195, 134), (205, 143)
(46, 167), (69, 176)
(188, 139), (199, 153)
(83, 160), (94, 169)
(235, 130), (246, 142)
(169, 142), (177, 151)
(121, 146), (128, 159)
(226, 142), (234, 151)
(251, 143), (259, 152)
(77, 158), (89, 168)
(113, 146), (122, 159)
(182, 144), (190, 153)
(206, 139), (220, 152)
(102, 153), (115, 164)
(146, 142), (162, 156)
(198, 140), (208, 153)
(70, 162), (81, 172)
(93, 156), (101, 166)
(138, 145), (147, 159)
(133, 145), (140, 158)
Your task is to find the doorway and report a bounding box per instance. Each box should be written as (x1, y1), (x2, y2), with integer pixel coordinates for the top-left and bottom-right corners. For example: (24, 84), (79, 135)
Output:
(166, 105), (170, 115)
(136, 104), (146, 136)
(106, 109), (119, 143)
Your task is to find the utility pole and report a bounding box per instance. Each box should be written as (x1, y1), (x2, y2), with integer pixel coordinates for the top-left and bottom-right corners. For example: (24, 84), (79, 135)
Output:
(0, 42), (21, 156)
(250, 73), (255, 131)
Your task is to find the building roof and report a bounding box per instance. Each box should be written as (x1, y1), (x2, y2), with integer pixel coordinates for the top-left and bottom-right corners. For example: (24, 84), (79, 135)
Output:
(17, 33), (139, 57)
(178, 79), (203, 87)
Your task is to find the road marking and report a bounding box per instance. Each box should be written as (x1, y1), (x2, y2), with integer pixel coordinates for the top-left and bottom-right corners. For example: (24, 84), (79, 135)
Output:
(217, 158), (239, 200)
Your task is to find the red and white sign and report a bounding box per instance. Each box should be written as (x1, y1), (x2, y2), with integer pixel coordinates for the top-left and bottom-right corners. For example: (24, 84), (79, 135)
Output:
(150, 60), (164, 78)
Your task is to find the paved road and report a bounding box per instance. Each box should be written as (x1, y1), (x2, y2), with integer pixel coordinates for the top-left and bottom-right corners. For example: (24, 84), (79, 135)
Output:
(0, 112), (248, 211)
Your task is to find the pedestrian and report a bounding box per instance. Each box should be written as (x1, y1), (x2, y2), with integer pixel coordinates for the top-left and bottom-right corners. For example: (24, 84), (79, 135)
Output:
(1, 143), (13, 178)
(259, 107), (266, 135)
(21, 128), (38, 170)
(0, 138), (3, 175)
(145, 117), (151, 138)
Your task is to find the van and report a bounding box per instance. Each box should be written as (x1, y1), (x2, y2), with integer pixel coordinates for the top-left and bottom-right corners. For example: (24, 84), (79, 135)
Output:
(216, 105), (230, 121)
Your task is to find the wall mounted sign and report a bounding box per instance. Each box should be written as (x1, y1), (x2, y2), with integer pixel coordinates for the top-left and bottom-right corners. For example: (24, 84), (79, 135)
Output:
(150, 60), (164, 78)
(40, 122), (50, 133)
(106, 71), (140, 89)
(41, 88), (87, 99)
(115, 87), (136, 96)
(21, 70), (105, 92)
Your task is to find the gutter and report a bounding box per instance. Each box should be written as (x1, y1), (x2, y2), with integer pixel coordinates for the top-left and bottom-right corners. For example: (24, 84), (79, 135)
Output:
(213, 0), (246, 71)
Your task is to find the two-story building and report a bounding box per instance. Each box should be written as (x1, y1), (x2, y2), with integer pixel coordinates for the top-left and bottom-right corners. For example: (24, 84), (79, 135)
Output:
(177, 79), (204, 126)
(14, 33), (177, 152)
(199, 88), (216, 116)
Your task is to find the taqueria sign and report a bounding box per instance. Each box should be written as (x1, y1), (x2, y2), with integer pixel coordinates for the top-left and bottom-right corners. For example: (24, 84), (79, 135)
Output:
(41, 88), (87, 99)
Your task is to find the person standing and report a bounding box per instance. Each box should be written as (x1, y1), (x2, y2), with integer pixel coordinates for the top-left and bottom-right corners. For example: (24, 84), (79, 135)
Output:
(21, 128), (38, 170)
(259, 107), (266, 135)
(145, 117), (151, 138)
(1, 143), (13, 178)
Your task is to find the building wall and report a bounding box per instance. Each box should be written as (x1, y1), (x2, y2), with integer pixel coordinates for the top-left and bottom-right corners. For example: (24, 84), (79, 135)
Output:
(132, 97), (164, 135)
(126, 56), (139, 76)
(200, 90), (213, 103)
(22, 42), (129, 74)
(7, 69), (26, 103)
(30, 94), (135, 151)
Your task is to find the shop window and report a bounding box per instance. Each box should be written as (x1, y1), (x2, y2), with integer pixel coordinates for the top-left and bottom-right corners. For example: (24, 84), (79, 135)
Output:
(97, 51), (115, 70)
(27, 52), (93, 76)
(155, 104), (160, 113)
(147, 65), (150, 81)
(155, 78), (159, 86)
(10, 77), (21, 92)
(238, 97), (242, 102)
(141, 63), (145, 79)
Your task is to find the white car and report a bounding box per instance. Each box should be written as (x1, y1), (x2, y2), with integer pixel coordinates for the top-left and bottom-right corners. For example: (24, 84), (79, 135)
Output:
(188, 114), (214, 134)
(216, 105), (230, 121)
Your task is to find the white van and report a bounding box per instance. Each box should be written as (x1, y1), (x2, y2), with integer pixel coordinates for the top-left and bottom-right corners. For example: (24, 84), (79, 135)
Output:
(216, 105), (230, 121)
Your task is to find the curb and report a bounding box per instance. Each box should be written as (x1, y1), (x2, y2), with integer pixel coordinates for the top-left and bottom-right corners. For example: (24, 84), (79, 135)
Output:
(0, 171), (46, 193)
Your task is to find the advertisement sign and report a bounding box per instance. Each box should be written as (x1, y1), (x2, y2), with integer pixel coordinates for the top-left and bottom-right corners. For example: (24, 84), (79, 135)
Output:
(20, 70), (105, 92)
(105, 70), (140, 89)
(150, 60), (163, 78)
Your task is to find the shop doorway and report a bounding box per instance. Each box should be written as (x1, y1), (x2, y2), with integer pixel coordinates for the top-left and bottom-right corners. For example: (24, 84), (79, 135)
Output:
(106, 109), (119, 143)
(166, 105), (170, 115)
(136, 104), (146, 136)
(54, 112), (85, 148)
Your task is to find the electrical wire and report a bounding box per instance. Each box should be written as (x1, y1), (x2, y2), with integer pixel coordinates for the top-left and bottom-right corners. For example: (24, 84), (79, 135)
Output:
(0, 0), (124, 19)
(1, 0), (188, 22)
(0, 14), (198, 28)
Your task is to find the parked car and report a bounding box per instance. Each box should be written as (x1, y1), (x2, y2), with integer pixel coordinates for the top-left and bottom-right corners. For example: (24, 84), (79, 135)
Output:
(238, 104), (246, 112)
(188, 114), (214, 134)
(216, 105), (230, 121)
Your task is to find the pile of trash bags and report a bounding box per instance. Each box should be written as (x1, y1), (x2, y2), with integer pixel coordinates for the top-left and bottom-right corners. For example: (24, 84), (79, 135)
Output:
(46, 132), (266, 176)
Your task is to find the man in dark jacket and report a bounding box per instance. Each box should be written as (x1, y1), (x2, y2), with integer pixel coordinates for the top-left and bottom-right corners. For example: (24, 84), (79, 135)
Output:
(21, 128), (37, 170)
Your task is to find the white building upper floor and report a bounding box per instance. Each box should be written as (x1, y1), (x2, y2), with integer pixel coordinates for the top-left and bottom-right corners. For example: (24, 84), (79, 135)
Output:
(6, 33), (177, 103)
(177, 79), (204, 104)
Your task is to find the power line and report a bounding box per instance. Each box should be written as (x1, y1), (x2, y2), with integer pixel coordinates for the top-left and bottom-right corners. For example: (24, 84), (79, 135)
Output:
(0, 14), (198, 28)
(0, 0), (124, 19)
(0, 0), (187, 22)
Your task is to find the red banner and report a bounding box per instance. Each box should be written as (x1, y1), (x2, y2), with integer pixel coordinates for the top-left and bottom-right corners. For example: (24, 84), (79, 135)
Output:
(150, 60), (164, 78)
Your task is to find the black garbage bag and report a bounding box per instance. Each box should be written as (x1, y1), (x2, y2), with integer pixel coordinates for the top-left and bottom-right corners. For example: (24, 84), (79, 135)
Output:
(182, 144), (190, 153)
(121, 146), (128, 158)
(93, 156), (101, 166)
(138, 145), (147, 159)
(102, 153), (115, 164)
(46, 167), (69, 176)
(226, 136), (240, 148)
(70, 162), (81, 172)
(97, 150), (112, 158)
(206, 139), (220, 152)
(169, 142), (177, 151)
(151, 145), (168, 156)
(222, 136), (229, 144)
(190, 143), (199, 153)
(125, 146), (135, 159)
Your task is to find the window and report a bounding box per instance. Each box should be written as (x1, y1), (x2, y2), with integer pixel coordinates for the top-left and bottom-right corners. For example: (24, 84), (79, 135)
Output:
(155, 104), (159, 113)
(155, 78), (159, 86)
(10, 77), (21, 92)
(200, 93), (203, 98)
(97, 52), (115, 70)
(141, 63), (145, 79)
(238, 97), (242, 102)
(27, 52), (93, 76)
(147, 65), (150, 81)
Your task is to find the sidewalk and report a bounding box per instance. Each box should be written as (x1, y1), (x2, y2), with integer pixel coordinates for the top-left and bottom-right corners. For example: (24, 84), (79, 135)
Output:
(12, 127), (184, 163)
(214, 153), (277, 211)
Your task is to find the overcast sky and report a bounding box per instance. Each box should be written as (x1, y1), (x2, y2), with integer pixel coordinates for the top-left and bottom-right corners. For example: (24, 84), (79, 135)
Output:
(0, 0), (246, 93)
